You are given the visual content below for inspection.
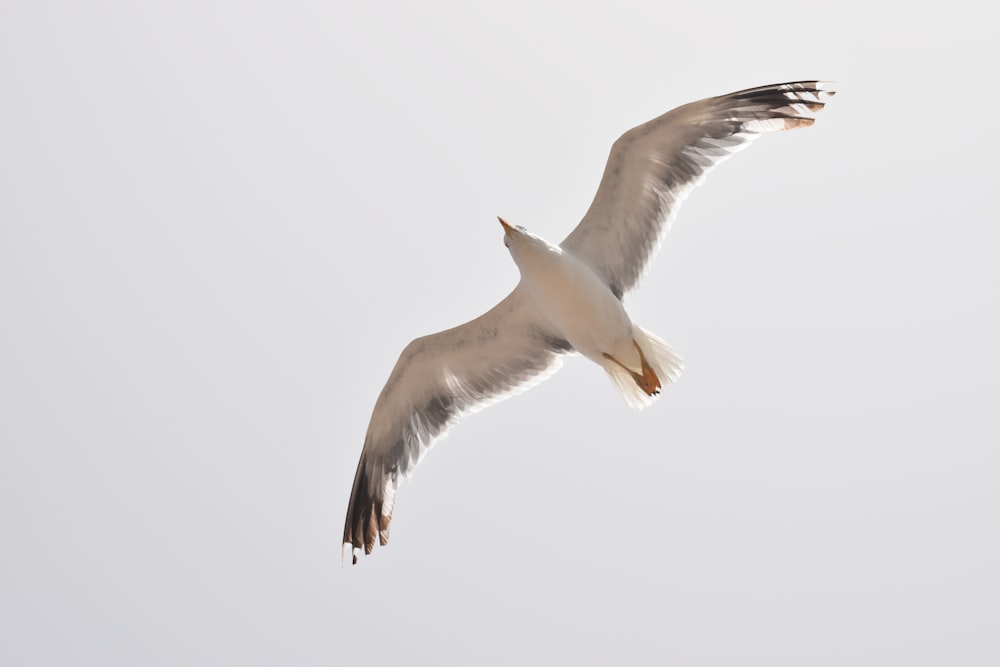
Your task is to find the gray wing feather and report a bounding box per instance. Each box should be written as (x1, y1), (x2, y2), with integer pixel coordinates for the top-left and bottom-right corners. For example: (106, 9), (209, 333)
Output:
(561, 81), (834, 297)
(342, 285), (570, 563)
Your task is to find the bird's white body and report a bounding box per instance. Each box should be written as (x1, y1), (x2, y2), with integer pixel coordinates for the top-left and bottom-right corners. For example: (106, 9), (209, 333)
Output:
(509, 233), (638, 372)
(502, 222), (683, 410)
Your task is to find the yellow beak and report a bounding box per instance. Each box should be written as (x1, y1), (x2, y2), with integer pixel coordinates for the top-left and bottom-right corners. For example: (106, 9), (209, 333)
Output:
(498, 216), (513, 234)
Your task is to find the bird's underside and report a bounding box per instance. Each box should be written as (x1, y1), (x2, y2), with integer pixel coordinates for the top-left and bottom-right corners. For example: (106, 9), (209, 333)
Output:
(342, 80), (834, 564)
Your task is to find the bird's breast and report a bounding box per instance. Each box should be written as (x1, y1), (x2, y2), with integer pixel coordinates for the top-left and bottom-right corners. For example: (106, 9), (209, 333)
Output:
(519, 250), (632, 358)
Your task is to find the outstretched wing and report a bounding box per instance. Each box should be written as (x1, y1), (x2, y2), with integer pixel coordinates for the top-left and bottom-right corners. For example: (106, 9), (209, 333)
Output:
(343, 285), (571, 563)
(561, 81), (834, 297)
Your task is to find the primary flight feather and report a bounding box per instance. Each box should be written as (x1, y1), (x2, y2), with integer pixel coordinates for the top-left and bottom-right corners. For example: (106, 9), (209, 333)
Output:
(343, 81), (834, 563)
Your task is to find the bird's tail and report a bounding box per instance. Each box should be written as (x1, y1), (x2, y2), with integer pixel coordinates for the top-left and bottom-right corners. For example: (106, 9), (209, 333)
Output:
(603, 326), (683, 410)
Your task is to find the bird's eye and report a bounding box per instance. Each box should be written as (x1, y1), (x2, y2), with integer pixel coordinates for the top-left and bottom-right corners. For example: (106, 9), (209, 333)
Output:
(503, 236), (510, 248)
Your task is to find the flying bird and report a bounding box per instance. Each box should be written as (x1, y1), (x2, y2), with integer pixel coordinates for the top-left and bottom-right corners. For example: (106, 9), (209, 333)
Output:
(343, 81), (834, 564)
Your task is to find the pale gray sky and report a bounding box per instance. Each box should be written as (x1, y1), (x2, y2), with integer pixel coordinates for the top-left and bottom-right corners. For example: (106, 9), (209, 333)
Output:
(2, 2), (998, 666)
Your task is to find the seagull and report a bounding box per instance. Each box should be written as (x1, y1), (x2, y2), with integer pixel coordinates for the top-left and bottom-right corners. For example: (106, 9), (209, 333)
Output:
(342, 81), (834, 564)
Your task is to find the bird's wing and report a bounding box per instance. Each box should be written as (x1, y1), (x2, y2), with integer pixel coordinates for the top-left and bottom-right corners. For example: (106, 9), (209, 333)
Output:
(342, 285), (571, 563)
(561, 81), (834, 297)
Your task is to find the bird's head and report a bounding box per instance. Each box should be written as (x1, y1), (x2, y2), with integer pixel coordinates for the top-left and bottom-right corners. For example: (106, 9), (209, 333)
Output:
(498, 216), (525, 250)
(498, 216), (553, 257)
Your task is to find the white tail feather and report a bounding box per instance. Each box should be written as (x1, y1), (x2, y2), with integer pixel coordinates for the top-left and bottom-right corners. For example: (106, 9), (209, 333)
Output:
(635, 326), (683, 385)
(602, 326), (683, 410)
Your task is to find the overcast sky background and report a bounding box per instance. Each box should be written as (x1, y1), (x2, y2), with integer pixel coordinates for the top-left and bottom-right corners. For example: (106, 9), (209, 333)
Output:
(2, 2), (998, 666)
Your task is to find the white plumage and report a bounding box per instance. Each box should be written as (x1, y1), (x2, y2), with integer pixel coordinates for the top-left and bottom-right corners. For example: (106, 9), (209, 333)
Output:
(343, 81), (834, 564)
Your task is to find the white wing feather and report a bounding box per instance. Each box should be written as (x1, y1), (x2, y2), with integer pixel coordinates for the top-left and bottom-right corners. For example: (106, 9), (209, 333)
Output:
(342, 285), (570, 563)
(562, 81), (834, 297)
